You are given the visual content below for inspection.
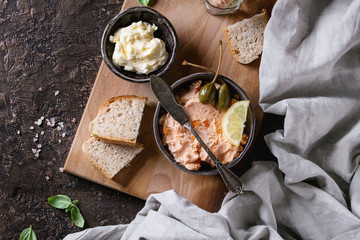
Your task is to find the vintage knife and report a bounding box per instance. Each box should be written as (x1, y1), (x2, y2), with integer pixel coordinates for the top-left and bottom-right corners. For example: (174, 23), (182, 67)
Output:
(150, 75), (244, 194)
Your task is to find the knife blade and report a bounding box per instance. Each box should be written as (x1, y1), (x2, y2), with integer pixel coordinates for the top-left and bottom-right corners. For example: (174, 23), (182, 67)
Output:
(150, 75), (244, 194)
(150, 75), (190, 126)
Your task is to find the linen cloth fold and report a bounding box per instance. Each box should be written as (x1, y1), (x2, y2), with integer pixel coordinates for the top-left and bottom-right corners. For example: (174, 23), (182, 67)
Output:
(65, 0), (360, 239)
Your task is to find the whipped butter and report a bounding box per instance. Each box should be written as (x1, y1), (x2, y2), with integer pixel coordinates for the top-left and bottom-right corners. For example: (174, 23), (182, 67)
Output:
(109, 21), (169, 74)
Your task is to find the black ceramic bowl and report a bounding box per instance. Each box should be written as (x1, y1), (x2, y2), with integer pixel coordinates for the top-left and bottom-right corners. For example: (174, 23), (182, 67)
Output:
(101, 7), (178, 83)
(153, 73), (256, 175)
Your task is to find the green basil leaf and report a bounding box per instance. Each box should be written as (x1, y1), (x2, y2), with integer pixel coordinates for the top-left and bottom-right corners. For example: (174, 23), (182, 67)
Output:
(48, 194), (72, 209)
(72, 200), (79, 205)
(19, 225), (37, 240)
(30, 231), (37, 240)
(65, 205), (72, 213)
(137, 0), (151, 6)
(71, 205), (85, 228)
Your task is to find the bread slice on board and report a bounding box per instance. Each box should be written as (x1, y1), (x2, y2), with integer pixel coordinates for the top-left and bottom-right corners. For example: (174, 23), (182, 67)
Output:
(82, 137), (144, 179)
(223, 9), (269, 64)
(89, 96), (147, 146)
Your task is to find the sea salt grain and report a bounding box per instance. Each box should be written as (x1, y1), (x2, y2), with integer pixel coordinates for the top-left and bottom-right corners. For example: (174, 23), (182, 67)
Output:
(34, 119), (42, 125)
(34, 117), (44, 126)
(30, 126), (34, 130)
(46, 117), (56, 127)
(55, 90), (60, 96)
(32, 148), (41, 158)
(58, 122), (64, 128)
(33, 133), (39, 142)
(34, 149), (41, 158)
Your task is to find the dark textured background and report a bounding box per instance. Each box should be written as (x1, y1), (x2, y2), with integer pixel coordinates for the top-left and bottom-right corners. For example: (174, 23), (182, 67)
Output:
(0, 0), (282, 238)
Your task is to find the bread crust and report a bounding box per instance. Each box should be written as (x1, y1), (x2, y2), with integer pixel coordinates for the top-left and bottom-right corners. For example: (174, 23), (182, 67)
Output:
(89, 95), (147, 146)
(262, 9), (270, 22)
(82, 137), (113, 179)
(82, 137), (144, 179)
(222, 9), (269, 64)
(222, 27), (240, 63)
(90, 132), (136, 146)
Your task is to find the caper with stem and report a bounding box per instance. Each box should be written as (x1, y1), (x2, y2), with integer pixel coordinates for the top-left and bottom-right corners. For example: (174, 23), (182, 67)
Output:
(199, 40), (223, 104)
(182, 40), (231, 108)
(182, 60), (217, 104)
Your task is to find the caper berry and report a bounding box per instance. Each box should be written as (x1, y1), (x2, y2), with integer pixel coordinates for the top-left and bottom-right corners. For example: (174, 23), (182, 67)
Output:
(216, 82), (231, 110)
(199, 82), (216, 104)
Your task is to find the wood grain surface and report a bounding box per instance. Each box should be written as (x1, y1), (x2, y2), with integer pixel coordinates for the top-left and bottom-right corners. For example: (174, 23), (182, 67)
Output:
(0, 0), (282, 238)
(64, 0), (277, 212)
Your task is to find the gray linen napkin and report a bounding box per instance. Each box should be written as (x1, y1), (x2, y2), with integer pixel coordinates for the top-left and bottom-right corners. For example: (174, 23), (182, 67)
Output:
(65, 0), (360, 239)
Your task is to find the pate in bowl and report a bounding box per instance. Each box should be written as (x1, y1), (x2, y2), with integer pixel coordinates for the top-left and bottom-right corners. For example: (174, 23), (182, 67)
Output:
(153, 72), (255, 175)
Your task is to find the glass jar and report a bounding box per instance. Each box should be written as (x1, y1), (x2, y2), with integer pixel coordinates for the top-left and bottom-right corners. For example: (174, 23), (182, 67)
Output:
(203, 0), (242, 15)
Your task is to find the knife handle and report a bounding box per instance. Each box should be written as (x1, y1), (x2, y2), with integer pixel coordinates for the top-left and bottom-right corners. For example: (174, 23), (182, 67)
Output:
(184, 123), (244, 194)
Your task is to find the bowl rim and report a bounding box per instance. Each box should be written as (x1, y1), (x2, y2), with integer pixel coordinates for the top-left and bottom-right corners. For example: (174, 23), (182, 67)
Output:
(153, 72), (256, 175)
(101, 6), (178, 83)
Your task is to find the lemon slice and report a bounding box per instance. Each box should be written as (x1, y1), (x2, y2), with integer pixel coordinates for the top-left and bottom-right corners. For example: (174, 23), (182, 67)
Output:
(222, 100), (250, 146)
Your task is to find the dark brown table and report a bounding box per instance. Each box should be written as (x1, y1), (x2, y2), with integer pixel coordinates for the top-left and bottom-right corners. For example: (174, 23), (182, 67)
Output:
(0, 1), (282, 238)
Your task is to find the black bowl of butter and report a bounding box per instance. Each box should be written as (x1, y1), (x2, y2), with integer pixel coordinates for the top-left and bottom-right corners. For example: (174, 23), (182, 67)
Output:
(101, 7), (178, 83)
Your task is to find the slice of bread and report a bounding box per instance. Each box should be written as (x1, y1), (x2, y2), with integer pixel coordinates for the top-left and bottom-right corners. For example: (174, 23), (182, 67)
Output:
(89, 96), (147, 146)
(82, 137), (144, 179)
(223, 10), (269, 64)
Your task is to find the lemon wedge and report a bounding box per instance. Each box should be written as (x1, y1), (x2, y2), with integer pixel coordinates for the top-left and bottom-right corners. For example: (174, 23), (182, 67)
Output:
(222, 100), (250, 146)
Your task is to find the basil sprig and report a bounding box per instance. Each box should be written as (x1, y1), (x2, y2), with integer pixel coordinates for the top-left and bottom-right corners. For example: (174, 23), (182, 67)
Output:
(48, 194), (85, 228)
(137, 0), (151, 6)
(19, 225), (37, 240)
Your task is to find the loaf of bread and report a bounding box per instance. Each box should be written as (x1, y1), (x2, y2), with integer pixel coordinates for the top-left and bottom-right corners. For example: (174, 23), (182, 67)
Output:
(82, 137), (144, 179)
(223, 10), (269, 64)
(89, 96), (147, 146)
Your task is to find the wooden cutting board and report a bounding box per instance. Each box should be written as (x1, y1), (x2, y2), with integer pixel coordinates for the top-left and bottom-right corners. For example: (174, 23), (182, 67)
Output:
(64, 0), (276, 212)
